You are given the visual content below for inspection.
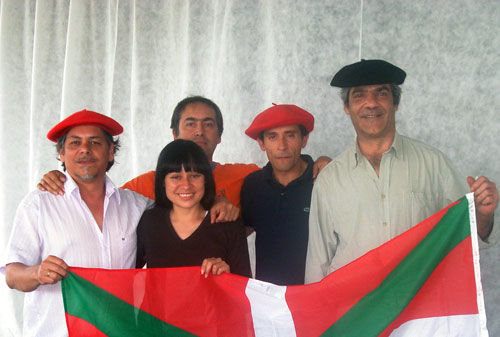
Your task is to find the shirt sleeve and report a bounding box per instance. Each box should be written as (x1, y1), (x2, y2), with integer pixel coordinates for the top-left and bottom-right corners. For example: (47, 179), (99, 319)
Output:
(439, 155), (498, 247)
(1, 193), (43, 273)
(305, 171), (339, 284)
(121, 171), (156, 201)
(225, 219), (252, 278)
(240, 177), (253, 229)
(135, 215), (147, 269)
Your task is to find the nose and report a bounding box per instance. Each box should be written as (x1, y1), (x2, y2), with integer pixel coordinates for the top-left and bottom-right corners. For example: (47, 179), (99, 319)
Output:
(194, 122), (203, 136)
(277, 135), (287, 150)
(179, 173), (191, 187)
(364, 92), (378, 108)
(79, 141), (91, 153)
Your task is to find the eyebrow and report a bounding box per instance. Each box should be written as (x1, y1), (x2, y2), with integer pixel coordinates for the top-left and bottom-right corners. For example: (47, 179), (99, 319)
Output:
(183, 117), (216, 123)
(375, 86), (390, 92)
(67, 135), (104, 140)
(264, 129), (299, 137)
(351, 88), (367, 94)
(351, 85), (390, 95)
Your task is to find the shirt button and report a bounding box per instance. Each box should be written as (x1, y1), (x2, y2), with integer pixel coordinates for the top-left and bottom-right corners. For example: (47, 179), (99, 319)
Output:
(382, 222), (387, 227)
(381, 194), (386, 199)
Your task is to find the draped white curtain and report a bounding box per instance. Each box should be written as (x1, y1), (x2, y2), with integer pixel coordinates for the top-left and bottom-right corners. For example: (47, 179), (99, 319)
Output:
(1, 1), (499, 335)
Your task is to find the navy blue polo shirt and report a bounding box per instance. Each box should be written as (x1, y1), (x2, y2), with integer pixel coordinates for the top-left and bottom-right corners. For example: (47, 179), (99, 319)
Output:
(241, 154), (314, 285)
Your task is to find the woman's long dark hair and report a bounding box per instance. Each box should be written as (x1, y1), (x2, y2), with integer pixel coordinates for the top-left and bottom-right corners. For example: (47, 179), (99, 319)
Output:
(154, 139), (215, 210)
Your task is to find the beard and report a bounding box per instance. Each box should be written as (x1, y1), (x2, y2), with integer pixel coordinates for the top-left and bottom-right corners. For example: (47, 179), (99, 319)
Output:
(75, 166), (97, 181)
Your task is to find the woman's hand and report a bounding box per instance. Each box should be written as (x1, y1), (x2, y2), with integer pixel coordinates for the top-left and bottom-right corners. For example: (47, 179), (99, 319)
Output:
(201, 257), (230, 278)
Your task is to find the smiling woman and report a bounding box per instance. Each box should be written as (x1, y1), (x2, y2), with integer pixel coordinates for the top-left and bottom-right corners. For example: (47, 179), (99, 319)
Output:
(135, 139), (251, 278)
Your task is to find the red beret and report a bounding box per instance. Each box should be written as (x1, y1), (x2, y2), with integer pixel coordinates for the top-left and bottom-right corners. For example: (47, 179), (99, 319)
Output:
(46, 109), (123, 142)
(245, 104), (314, 140)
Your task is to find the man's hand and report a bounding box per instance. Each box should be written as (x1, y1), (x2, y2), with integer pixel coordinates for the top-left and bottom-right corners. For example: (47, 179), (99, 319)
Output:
(37, 170), (66, 195)
(200, 257), (230, 278)
(210, 196), (240, 223)
(313, 156), (332, 180)
(467, 176), (499, 240)
(5, 255), (69, 292)
(37, 255), (69, 285)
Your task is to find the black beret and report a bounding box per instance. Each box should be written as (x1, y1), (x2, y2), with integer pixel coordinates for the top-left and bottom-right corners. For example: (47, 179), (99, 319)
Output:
(330, 59), (406, 87)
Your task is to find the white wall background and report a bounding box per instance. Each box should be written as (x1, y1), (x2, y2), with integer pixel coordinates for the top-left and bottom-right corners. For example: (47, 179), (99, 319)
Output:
(0, 1), (498, 336)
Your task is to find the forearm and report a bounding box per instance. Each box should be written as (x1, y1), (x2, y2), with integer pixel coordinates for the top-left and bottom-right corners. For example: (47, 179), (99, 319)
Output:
(5, 263), (41, 292)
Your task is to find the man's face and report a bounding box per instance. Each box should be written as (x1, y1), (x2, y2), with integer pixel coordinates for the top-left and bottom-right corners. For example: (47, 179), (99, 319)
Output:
(174, 102), (221, 161)
(344, 84), (397, 141)
(59, 125), (114, 183)
(257, 124), (308, 174)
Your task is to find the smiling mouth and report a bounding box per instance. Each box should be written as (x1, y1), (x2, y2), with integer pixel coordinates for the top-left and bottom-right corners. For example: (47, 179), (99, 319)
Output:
(178, 193), (194, 198)
(361, 113), (382, 119)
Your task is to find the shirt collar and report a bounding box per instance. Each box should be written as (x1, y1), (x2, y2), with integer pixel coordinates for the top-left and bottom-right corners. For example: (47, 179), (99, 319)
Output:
(352, 132), (402, 169)
(63, 171), (121, 203)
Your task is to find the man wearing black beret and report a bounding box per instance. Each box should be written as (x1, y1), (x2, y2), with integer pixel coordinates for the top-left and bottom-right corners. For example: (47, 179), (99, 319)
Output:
(305, 59), (499, 283)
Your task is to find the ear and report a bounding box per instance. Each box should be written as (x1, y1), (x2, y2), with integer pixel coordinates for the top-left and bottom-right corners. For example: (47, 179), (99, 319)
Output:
(301, 134), (309, 149)
(257, 138), (266, 151)
(59, 147), (65, 163)
(108, 144), (115, 162)
(344, 103), (350, 115)
(172, 129), (178, 140)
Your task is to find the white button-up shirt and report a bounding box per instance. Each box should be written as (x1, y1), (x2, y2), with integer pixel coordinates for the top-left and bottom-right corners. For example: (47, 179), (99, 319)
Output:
(1, 172), (151, 337)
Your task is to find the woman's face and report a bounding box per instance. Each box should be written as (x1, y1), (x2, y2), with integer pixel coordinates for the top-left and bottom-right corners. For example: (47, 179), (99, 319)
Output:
(164, 167), (205, 210)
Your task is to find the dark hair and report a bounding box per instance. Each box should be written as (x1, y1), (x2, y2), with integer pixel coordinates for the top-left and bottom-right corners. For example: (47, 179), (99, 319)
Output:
(154, 139), (216, 210)
(341, 83), (402, 107)
(56, 128), (120, 171)
(170, 96), (224, 137)
(258, 124), (309, 141)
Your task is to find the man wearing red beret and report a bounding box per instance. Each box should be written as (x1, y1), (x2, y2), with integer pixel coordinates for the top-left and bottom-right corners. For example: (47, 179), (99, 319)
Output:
(241, 104), (315, 285)
(38, 96), (330, 225)
(38, 97), (259, 223)
(2, 110), (151, 337)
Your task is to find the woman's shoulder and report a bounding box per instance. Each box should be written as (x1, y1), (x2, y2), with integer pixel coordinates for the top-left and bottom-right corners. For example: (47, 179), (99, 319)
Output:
(138, 206), (169, 228)
(208, 217), (245, 233)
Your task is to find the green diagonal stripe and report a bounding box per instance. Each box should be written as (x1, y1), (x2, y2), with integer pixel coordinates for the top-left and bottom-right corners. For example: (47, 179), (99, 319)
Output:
(321, 197), (471, 337)
(62, 271), (196, 337)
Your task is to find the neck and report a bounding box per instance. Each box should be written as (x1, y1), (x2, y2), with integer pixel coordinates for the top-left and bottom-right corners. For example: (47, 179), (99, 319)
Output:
(70, 172), (107, 230)
(170, 204), (206, 240)
(170, 204), (206, 221)
(273, 157), (307, 187)
(71, 173), (106, 197)
(357, 132), (395, 175)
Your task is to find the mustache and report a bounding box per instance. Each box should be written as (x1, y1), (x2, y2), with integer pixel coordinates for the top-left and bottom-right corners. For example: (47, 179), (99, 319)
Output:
(75, 157), (98, 163)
